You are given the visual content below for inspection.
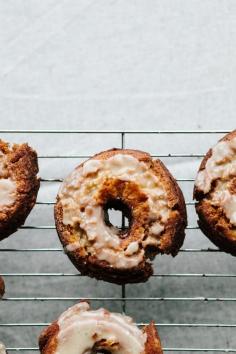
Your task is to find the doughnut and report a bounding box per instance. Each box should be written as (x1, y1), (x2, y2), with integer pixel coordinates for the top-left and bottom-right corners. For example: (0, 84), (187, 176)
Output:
(0, 276), (5, 298)
(39, 301), (163, 354)
(0, 343), (7, 354)
(55, 148), (187, 284)
(194, 130), (236, 255)
(0, 139), (40, 241)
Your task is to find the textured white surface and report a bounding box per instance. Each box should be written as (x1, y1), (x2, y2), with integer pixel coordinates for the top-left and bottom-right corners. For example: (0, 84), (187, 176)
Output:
(0, 0), (235, 130)
(0, 1), (235, 353)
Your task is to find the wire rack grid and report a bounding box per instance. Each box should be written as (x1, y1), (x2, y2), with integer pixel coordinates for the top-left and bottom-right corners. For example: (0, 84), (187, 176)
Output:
(0, 130), (235, 353)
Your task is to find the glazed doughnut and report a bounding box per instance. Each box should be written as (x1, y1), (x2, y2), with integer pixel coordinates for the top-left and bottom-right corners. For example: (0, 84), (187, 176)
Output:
(55, 148), (187, 284)
(39, 302), (163, 354)
(0, 342), (7, 354)
(194, 130), (236, 255)
(0, 276), (5, 298)
(0, 140), (39, 240)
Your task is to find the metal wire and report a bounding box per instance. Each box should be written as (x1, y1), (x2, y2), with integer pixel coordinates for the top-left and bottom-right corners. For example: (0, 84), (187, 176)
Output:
(0, 129), (230, 133)
(0, 130), (235, 353)
(0, 248), (223, 252)
(1, 297), (236, 302)
(1, 323), (236, 328)
(3, 348), (236, 353)
(5, 348), (236, 352)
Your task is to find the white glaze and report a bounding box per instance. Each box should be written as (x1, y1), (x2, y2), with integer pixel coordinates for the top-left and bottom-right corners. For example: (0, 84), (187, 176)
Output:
(0, 342), (6, 354)
(59, 154), (170, 268)
(195, 137), (236, 193)
(150, 222), (164, 235)
(55, 302), (146, 354)
(211, 180), (236, 225)
(0, 179), (16, 206)
(124, 241), (139, 256)
(195, 137), (236, 226)
(0, 153), (16, 207)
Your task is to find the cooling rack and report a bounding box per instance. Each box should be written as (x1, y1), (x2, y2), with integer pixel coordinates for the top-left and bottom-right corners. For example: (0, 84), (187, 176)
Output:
(0, 130), (235, 353)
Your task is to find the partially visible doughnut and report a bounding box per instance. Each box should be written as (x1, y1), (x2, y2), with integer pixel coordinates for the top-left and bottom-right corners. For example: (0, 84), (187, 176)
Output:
(39, 302), (163, 354)
(55, 148), (187, 284)
(0, 276), (4, 298)
(194, 130), (236, 255)
(0, 140), (40, 240)
(0, 342), (7, 354)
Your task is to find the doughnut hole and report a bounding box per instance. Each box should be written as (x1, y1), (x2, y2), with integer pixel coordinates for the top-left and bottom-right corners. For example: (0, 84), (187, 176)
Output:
(92, 347), (113, 354)
(103, 198), (133, 238)
(96, 178), (150, 250)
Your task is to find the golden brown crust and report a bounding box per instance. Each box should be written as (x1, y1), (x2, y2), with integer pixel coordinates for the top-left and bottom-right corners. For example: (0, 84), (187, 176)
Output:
(144, 322), (163, 354)
(39, 304), (163, 354)
(152, 159), (187, 256)
(0, 276), (5, 299)
(194, 130), (236, 255)
(55, 148), (187, 284)
(39, 321), (59, 354)
(0, 140), (40, 241)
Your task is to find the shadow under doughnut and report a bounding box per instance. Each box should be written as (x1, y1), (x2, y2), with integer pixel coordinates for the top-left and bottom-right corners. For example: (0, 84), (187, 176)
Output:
(0, 276), (5, 299)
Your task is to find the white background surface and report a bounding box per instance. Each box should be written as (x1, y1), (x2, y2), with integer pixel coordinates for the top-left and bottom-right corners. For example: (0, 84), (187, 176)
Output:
(0, 0), (236, 130)
(0, 1), (235, 353)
